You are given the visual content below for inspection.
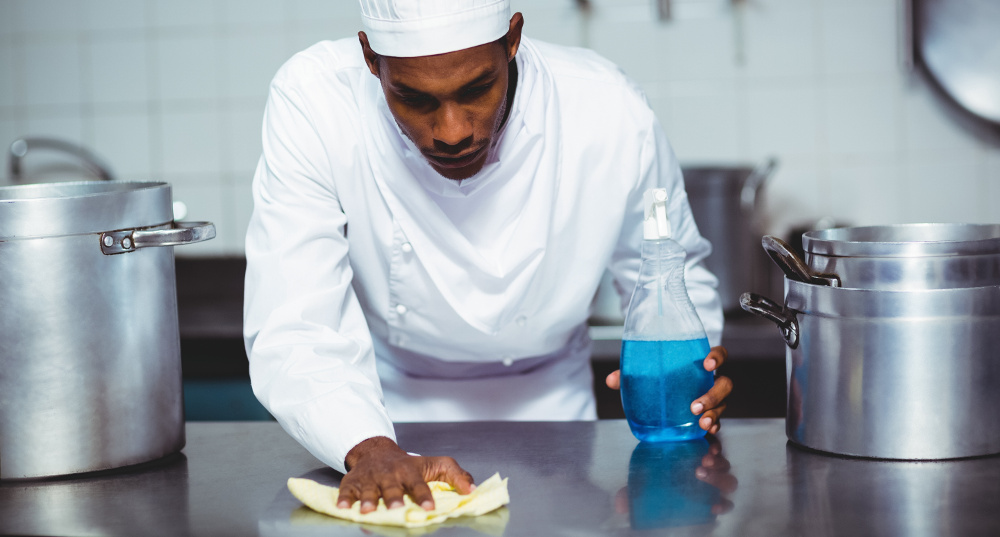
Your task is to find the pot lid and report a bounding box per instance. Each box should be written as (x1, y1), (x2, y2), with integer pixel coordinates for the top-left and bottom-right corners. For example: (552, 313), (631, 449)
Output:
(0, 181), (174, 240)
(803, 223), (1000, 257)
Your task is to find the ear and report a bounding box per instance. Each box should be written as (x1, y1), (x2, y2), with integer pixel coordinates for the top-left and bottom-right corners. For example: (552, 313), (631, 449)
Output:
(504, 12), (524, 61)
(358, 31), (380, 78)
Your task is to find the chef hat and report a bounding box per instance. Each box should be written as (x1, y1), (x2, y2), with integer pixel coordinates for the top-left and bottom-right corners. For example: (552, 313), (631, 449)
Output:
(359, 0), (512, 58)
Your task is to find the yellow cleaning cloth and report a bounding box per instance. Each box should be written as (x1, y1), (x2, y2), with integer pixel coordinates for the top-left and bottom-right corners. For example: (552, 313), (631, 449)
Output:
(287, 472), (510, 529)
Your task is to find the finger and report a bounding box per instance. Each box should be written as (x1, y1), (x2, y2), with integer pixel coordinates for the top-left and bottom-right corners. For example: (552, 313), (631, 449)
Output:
(336, 481), (361, 509)
(424, 457), (476, 494)
(712, 498), (735, 515)
(404, 480), (436, 511)
(358, 483), (382, 514)
(699, 403), (727, 431)
(703, 346), (728, 371)
(606, 370), (620, 390)
(691, 375), (733, 415)
(378, 479), (407, 510)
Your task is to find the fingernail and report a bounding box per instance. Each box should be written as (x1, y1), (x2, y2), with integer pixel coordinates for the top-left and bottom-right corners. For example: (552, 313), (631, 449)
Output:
(691, 402), (704, 414)
(421, 500), (434, 510)
(469, 483), (477, 491)
(362, 501), (374, 511)
(337, 501), (350, 509)
(389, 500), (403, 509)
(696, 467), (708, 479)
(711, 424), (720, 434)
(706, 359), (717, 370)
(701, 417), (712, 428)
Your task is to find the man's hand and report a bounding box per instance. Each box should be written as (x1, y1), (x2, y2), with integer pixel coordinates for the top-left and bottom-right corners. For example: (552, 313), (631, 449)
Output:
(605, 345), (732, 434)
(338, 436), (476, 513)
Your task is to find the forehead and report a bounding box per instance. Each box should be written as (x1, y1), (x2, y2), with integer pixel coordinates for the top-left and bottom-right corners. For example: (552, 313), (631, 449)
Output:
(380, 41), (507, 92)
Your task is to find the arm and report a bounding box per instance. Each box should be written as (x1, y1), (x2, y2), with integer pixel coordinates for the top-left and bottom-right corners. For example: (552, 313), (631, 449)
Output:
(604, 117), (732, 433)
(244, 70), (474, 509)
(243, 75), (395, 474)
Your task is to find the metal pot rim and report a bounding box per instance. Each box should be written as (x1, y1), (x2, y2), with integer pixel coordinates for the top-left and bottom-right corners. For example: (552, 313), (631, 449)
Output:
(785, 277), (1000, 318)
(803, 223), (1000, 257)
(0, 181), (174, 240)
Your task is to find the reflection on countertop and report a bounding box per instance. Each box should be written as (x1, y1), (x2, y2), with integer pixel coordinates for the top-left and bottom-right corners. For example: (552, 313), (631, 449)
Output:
(5, 420), (998, 536)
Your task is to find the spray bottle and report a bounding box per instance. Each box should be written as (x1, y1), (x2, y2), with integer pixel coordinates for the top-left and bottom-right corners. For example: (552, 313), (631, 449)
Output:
(620, 188), (713, 442)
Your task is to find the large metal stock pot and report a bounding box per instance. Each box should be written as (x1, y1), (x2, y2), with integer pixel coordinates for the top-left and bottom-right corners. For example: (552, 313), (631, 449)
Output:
(0, 181), (215, 479)
(801, 223), (1000, 290)
(741, 279), (1000, 460)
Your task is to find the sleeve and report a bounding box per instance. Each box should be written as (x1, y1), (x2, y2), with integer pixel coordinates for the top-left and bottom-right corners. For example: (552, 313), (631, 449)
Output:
(606, 116), (725, 346)
(243, 74), (395, 474)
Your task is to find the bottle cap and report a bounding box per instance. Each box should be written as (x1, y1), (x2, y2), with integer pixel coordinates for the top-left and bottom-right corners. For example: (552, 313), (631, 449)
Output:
(643, 188), (672, 240)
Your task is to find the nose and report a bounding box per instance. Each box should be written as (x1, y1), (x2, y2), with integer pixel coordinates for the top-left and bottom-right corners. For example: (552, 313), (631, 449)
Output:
(432, 102), (473, 150)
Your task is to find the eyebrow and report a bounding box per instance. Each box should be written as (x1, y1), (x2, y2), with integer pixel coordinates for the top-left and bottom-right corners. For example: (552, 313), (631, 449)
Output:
(390, 68), (498, 96)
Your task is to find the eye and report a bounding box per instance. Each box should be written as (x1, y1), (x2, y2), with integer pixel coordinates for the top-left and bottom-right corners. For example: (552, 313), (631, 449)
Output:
(464, 84), (492, 98)
(398, 93), (432, 107)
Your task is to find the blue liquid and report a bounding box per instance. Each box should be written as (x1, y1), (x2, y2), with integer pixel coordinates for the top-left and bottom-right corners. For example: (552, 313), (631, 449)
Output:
(621, 337), (714, 442)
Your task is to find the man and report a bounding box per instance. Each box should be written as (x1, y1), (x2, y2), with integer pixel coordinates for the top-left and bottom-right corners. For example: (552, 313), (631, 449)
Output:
(244, 0), (732, 514)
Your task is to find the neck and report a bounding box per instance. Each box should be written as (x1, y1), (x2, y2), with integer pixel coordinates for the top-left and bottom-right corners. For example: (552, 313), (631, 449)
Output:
(498, 57), (519, 132)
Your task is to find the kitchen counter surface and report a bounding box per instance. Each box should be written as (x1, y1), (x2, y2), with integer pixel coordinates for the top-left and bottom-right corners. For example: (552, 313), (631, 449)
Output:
(3, 419), (997, 536)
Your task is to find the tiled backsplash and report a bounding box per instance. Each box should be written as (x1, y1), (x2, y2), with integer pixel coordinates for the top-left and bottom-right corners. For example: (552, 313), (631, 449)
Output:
(1, 0), (998, 256)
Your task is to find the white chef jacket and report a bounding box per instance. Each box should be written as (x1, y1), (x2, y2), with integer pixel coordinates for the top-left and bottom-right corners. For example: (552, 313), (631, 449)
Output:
(244, 37), (723, 474)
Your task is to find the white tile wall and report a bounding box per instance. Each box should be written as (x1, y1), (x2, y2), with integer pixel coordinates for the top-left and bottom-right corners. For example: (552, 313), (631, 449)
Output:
(22, 39), (83, 107)
(92, 111), (152, 177)
(220, 0), (287, 29)
(819, 1), (898, 77)
(88, 36), (150, 105)
(0, 40), (15, 109)
(221, 32), (287, 101)
(741, 2), (818, 80)
(745, 81), (821, 158)
(23, 111), (85, 142)
(150, 0), (220, 30)
(0, 3), (14, 37)
(1, 0), (998, 258)
(154, 34), (221, 103)
(823, 80), (900, 158)
(13, 0), (83, 36)
(224, 105), (265, 177)
(84, 0), (149, 33)
(667, 79), (744, 162)
(159, 108), (223, 176)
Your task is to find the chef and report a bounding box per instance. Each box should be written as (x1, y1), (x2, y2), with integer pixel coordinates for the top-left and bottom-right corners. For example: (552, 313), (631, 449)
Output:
(244, 0), (732, 514)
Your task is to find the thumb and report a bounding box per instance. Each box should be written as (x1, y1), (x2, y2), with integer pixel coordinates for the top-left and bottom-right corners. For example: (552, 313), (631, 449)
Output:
(422, 456), (476, 494)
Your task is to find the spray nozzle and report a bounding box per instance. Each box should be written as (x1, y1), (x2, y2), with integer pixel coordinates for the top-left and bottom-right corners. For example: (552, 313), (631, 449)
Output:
(643, 188), (672, 240)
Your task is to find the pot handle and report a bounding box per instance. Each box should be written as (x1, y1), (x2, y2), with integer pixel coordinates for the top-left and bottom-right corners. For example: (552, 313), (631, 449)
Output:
(740, 292), (799, 349)
(100, 221), (216, 255)
(740, 156), (778, 214)
(762, 235), (841, 287)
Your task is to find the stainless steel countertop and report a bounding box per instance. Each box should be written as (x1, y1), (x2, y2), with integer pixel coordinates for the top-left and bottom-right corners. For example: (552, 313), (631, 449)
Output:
(3, 420), (996, 536)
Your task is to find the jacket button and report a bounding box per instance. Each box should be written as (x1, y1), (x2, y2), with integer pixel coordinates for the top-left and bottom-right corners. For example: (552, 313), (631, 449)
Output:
(401, 242), (413, 253)
(395, 304), (407, 315)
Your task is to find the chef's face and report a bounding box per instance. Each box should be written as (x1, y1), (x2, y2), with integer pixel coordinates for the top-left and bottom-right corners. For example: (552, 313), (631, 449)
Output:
(359, 14), (523, 180)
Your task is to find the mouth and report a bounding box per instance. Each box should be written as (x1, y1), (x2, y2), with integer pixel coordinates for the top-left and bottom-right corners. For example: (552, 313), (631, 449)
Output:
(425, 145), (487, 170)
